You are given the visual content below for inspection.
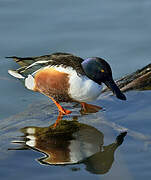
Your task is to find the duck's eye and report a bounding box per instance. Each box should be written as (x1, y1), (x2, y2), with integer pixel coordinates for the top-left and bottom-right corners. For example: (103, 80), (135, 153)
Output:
(101, 69), (105, 73)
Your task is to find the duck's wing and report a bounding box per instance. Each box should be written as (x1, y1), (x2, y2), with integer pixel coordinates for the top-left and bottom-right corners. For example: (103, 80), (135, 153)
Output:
(6, 52), (74, 67)
(46, 53), (85, 75)
(8, 52), (85, 77)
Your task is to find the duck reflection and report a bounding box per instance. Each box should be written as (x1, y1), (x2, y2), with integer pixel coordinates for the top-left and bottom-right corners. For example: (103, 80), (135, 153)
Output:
(11, 120), (127, 174)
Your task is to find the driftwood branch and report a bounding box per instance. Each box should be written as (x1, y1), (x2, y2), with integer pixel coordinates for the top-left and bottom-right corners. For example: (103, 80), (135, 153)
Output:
(102, 63), (151, 93)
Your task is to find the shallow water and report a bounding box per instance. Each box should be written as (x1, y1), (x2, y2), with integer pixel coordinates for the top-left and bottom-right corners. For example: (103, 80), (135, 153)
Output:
(0, 0), (151, 179)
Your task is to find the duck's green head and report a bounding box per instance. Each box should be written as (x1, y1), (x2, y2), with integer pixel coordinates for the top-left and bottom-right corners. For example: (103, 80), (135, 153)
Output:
(82, 57), (126, 100)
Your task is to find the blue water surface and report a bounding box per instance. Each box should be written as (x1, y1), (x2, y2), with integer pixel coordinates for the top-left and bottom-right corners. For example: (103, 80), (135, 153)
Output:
(0, 0), (151, 180)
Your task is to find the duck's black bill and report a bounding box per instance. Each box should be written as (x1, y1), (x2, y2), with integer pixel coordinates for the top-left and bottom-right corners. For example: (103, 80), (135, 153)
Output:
(104, 78), (126, 100)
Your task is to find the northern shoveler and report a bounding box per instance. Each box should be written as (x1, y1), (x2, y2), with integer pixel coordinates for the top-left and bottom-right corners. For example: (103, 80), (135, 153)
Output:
(7, 52), (126, 126)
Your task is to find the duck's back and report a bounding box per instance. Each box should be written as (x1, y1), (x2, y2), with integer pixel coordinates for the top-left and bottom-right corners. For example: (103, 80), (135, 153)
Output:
(7, 52), (85, 76)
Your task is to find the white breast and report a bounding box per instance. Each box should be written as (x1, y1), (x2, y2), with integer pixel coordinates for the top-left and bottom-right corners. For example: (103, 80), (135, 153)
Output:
(69, 72), (102, 102)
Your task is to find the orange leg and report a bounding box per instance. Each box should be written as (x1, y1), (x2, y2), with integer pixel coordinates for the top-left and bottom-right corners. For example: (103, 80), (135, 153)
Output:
(80, 102), (102, 114)
(53, 112), (63, 128)
(49, 96), (72, 115)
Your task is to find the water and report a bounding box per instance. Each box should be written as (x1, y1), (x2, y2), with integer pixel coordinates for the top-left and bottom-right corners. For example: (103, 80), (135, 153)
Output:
(0, 0), (151, 179)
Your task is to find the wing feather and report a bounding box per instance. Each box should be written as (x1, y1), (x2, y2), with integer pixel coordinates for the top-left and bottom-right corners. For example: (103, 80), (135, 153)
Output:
(7, 52), (85, 76)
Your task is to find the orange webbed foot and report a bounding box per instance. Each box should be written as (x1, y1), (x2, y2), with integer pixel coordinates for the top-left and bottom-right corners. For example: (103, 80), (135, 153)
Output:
(80, 102), (102, 114)
(61, 107), (72, 115)
(49, 96), (72, 115)
(48, 96), (72, 128)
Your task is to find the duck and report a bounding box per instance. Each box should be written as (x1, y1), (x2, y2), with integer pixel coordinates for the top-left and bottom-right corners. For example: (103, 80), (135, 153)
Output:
(7, 52), (126, 125)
